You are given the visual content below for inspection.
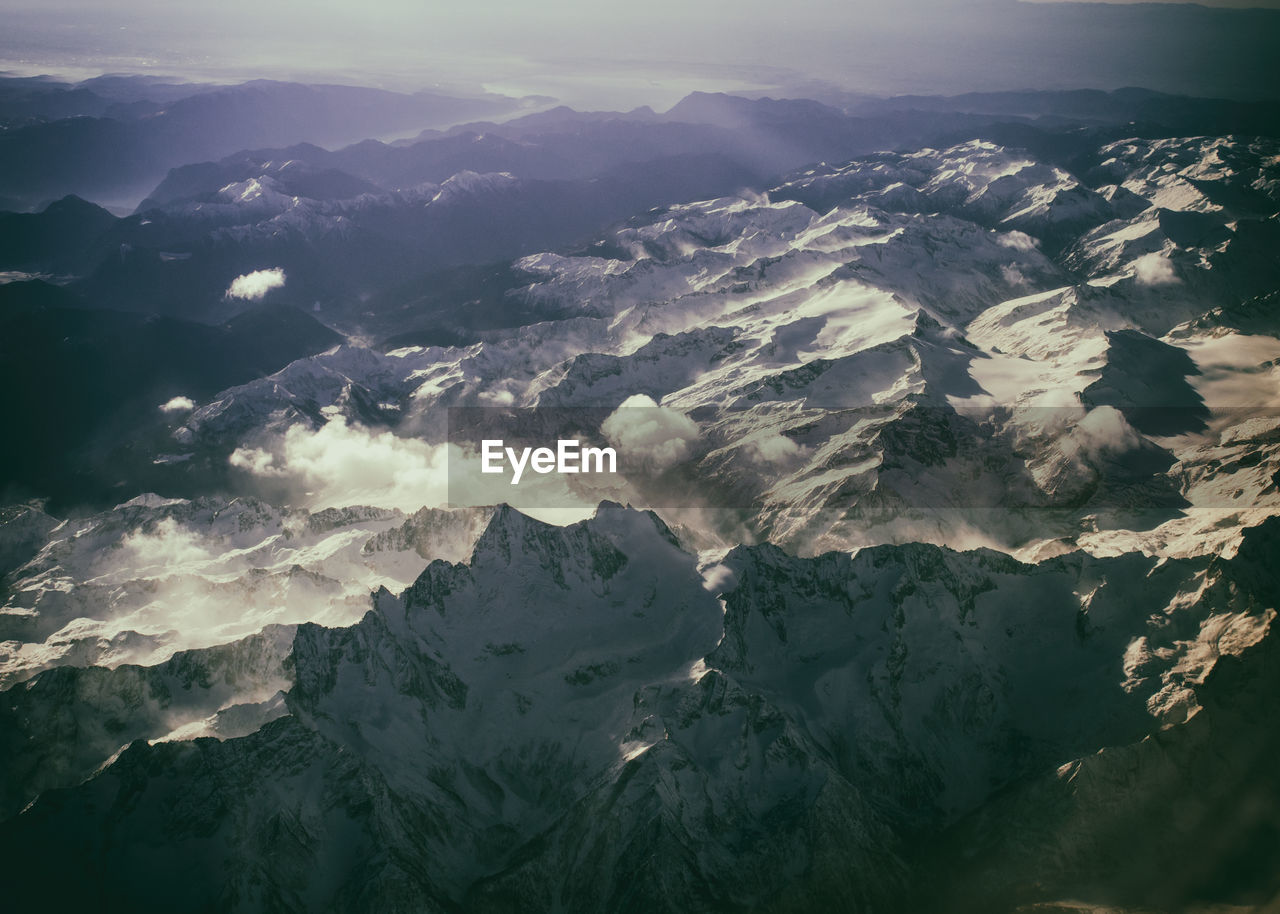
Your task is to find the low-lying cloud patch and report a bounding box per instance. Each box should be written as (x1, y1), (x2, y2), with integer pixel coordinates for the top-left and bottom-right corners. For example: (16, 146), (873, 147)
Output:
(997, 231), (1038, 252)
(1132, 252), (1178, 286)
(744, 432), (809, 467)
(1060, 405), (1144, 466)
(232, 416), (604, 525)
(230, 415), (448, 511)
(160, 395), (196, 413)
(1000, 264), (1029, 287)
(226, 267), (286, 301)
(602, 394), (699, 473)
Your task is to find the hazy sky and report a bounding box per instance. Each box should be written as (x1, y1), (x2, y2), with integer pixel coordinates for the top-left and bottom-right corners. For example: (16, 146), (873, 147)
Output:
(1026, 0), (1280, 4)
(2, 1), (1277, 106)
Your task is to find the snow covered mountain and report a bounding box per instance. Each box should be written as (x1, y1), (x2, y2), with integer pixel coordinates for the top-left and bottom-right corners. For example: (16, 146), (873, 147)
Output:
(1, 496), (493, 687)
(3, 96), (1280, 912)
(135, 133), (1280, 557)
(3, 503), (1275, 910)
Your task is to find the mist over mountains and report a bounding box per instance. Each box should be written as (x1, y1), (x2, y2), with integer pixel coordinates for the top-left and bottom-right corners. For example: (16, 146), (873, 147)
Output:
(3, 0), (1279, 104)
(0, 77), (541, 211)
(2, 3), (1280, 911)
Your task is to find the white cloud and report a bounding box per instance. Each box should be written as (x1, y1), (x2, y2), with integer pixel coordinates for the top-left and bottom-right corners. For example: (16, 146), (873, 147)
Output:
(118, 517), (217, 573)
(1132, 252), (1178, 286)
(700, 562), (736, 594)
(226, 267), (287, 301)
(228, 417), (601, 524)
(228, 445), (284, 477)
(601, 394), (699, 472)
(997, 231), (1038, 252)
(160, 395), (195, 413)
(744, 432), (808, 467)
(1061, 405), (1143, 465)
(230, 416), (448, 510)
(1000, 264), (1028, 287)
(478, 387), (517, 406)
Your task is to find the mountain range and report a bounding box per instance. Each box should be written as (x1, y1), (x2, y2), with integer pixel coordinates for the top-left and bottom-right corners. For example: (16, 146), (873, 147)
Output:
(2, 75), (1279, 912)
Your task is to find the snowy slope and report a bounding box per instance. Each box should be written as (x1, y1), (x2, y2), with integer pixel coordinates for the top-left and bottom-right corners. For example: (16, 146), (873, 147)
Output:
(142, 135), (1280, 558)
(2, 503), (1274, 911)
(4, 128), (1280, 913)
(0, 495), (493, 686)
